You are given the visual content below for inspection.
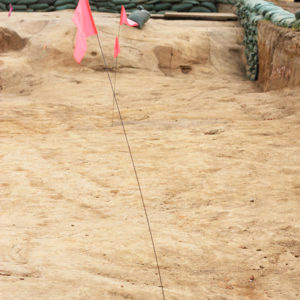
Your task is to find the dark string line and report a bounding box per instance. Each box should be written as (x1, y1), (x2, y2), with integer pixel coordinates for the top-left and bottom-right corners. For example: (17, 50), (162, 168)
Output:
(95, 34), (166, 300)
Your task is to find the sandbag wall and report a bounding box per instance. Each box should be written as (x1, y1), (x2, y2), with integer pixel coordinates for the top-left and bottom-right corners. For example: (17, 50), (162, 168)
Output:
(217, 0), (300, 81)
(0, 0), (218, 13)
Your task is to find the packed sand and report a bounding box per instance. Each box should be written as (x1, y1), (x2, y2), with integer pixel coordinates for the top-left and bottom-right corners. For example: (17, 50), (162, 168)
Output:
(0, 11), (299, 300)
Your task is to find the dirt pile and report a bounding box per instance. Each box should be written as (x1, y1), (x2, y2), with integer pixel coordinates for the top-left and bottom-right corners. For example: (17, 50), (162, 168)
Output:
(0, 27), (27, 53)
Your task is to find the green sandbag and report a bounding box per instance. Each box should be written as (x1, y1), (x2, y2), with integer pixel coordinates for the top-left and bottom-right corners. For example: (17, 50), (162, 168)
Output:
(39, 5), (55, 10)
(161, 0), (181, 3)
(12, 4), (27, 10)
(264, 8), (282, 20)
(112, 0), (130, 4)
(172, 3), (193, 11)
(116, 3), (136, 9)
(296, 9), (300, 20)
(183, 0), (200, 4)
(29, 3), (49, 9)
(254, 2), (264, 12)
(292, 19), (300, 29)
(140, 4), (153, 10)
(271, 13), (292, 25)
(17, 0), (38, 4)
(148, 0), (160, 3)
(257, 4), (275, 16)
(0, 2), (6, 9)
(1, 0), (18, 4)
(97, 7), (116, 12)
(43, 5), (55, 10)
(99, 2), (116, 8)
(54, 0), (73, 6)
(280, 17), (296, 28)
(56, 3), (75, 9)
(189, 6), (210, 12)
(26, 8), (34, 11)
(90, 5), (97, 10)
(200, 1), (216, 12)
(154, 2), (171, 10)
(128, 8), (150, 28)
(249, 73), (257, 81)
(250, 15), (263, 25)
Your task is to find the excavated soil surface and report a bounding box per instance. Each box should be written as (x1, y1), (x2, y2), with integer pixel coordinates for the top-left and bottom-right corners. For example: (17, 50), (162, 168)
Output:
(0, 11), (299, 300)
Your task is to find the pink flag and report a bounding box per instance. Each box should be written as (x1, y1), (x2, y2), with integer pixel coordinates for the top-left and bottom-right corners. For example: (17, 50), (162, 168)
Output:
(72, 0), (97, 63)
(8, 3), (13, 17)
(114, 36), (120, 58)
(120, 5), (138, 27)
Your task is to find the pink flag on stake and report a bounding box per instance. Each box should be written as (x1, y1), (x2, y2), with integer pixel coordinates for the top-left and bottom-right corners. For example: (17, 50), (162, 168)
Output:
(114, 36), (120, 58)
(72, 0), (97, 63)
(120, 5), (138, 27)
(8, 3), (13, 17)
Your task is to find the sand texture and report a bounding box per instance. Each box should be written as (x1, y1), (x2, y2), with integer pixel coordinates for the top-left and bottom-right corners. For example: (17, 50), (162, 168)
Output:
(0, 11), (300, 300)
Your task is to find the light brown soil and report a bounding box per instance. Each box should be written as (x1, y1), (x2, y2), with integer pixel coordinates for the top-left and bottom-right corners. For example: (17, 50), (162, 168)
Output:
(0, 11), (299, 300)
(269, 0), (300, 13)
(258, 21), (300, 91)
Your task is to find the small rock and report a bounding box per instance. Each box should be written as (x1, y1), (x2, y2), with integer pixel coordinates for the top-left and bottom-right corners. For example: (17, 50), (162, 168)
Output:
(240, 245), (248, 249)
(204, 129), (221, 135)
(249, 275), (255, 281)
(225, 285), (234, 289)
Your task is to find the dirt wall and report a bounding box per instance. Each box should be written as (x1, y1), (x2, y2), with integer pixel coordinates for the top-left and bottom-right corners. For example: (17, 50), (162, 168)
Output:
(258, 20), (300, 91)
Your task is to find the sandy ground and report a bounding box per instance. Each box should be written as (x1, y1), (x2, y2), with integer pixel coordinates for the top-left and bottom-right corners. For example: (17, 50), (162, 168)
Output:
(0, 11), (300, 300)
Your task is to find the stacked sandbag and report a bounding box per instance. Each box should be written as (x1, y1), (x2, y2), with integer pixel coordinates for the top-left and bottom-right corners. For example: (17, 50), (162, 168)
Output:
(76, 0), (219, 14)
(218, 0), (299, 81)
(215, 0), (234, 4)
(0, 0), (218, 13)
(0, 0), (57, 11)
(235, 0), (261, 81)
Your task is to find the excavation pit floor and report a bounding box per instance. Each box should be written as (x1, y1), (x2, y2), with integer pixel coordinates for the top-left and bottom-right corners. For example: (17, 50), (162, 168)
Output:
(0, 11), (300, 300)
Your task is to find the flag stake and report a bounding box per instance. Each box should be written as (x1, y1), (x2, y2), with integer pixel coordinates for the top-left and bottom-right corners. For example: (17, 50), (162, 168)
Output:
(95, 34), (166, 300)
(72, 1), (164, 297)
(112, 6), (137, 127)
(112, 24), (121, 127)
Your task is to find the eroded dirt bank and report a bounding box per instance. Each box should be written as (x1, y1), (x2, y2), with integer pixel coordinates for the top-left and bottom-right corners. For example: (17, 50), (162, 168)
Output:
(0, 12), (300, 300)
(258, 20), (300, 91)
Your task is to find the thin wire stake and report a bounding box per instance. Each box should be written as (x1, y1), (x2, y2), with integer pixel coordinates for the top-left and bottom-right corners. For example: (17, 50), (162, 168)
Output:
(95, 34), (166, 300)
(168, 48), (173, 76)
(112, 24), (121, 127)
